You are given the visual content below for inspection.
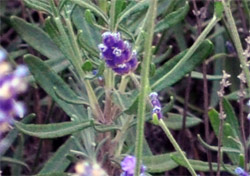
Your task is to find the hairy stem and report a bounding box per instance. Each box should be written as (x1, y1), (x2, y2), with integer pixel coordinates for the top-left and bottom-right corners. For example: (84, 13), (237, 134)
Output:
(159, 119), (196, 176)
(134, 0), (157, 175)
(222, 0), (250, 90)
(217, 96), (224, 176)
(239, 80), (248, 171)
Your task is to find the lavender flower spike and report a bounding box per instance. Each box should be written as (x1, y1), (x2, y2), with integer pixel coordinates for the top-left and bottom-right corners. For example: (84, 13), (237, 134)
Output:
(98, 32), (138, 75)
(0, 49), (29, 134)
(149, 92), (163, 119)
(120, 155), (146, 176)
(235, 167), (249, 176)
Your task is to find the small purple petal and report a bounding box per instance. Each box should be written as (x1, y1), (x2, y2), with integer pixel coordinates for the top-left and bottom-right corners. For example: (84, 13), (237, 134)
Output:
(0, 99), (14, 113)
(121, 155), (146, 176)
(106, 60), (117, 68)
(121, 156), (136, 174)
(103, 32), (117, 46)
(128, 57), (138, 71)
(152, 106), (163, 119)
(151, 99), (161, 107)
(235, 167), (249, 176)
(113, 63), (130, 75)
(149, 92), (158, 99)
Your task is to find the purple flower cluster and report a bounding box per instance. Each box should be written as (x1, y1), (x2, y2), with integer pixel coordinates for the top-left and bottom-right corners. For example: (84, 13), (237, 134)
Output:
(235, 167), (249, 176)
(120, 155), (146, 176)
(149, 92), (163, 119)
(0, 49), (28, 133)
(74, 161), (107, 176)
(98, 32), (138, 75)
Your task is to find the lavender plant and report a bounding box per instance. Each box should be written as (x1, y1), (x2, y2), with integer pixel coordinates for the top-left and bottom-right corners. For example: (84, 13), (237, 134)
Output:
(0, 0), (250, 176)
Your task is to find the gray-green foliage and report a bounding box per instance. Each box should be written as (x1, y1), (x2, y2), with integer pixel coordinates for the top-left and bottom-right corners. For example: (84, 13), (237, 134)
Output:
(1, 0), (247, 175)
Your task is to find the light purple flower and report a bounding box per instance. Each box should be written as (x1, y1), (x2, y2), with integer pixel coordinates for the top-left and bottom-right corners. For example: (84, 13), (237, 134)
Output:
(149, 92), (163, 119)
(120, 155), (146, 176)
(0, 49), (28, 134)
(98, 32), (138, 75)
(235, 167), (249, 176)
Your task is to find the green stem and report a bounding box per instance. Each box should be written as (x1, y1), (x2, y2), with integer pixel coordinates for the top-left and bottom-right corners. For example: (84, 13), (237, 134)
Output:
(222, 0), (250, 90)
(152, 15), (220, 89)
(118, 76), (129, 92)
(110, 0), (116, 32)
(159, 119), (196, 176)
(55, 17), (103, 120)
(134, 0), (157, 176)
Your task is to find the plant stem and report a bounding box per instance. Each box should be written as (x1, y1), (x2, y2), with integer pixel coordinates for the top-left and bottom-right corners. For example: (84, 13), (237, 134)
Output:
(239, 80), (248, 171)
(222, 0), (250, 90)
(217, 96), (224, 176)
(134, 0), (157, 175)
(159, 119), (196, 176)
(55, 17), (103, 121)
(110, 0), (116, 32)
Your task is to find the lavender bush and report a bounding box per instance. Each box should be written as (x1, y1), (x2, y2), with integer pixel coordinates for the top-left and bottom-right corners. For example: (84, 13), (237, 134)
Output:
(0, 0), (249, 176)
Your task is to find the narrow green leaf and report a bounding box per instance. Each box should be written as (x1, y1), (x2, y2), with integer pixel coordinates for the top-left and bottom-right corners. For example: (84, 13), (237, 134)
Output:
(197, 134), (241, 153)
(11, 16), (64, 61)
(38, 135), (79, 173)
(116, 0), (149, 27)
(24, 55), (87, 120)
(11, 135), (24, 175)
(142, 152), (180, 173)
(225, 89), (250, 100)
(72, 6), (101, 50)
(1, 157), (30, 170)
(151, 40), (214, 91)
(208, 109), (242, 164)
(0, 114), (35, 157)
(155, 2), (189, 33)
(222, 98), (241, 137)
(15, 120), (92, 139)
(70, 0), (108, 23)
(84, 9), (96, 25)
(23, 0), (52, 14)
(111, 90), (139, 111)
(163, 113), (202, 130)
(171, 155), (234, 172)
(190, 71), (222, 80)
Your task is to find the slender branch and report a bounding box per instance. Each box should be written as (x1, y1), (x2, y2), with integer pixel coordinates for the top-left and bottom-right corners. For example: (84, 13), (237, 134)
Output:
(159, 119), (196, 176)
(217, 96), (224, 176)
(239, 79), (248, 171)
(222, 0), (250, 90)
(134, 0), (157, 175)
(203, 62), (213, 176)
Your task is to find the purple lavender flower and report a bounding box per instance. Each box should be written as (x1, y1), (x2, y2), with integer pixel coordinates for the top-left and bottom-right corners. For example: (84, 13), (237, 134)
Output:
(149, 92), (163, 119)
(120, 155), (146, 176)
(152, 106), (163, 119)
(98, 32), (138, 75)
(235, 167), (249, 176)
(0, 49), (28, 134)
